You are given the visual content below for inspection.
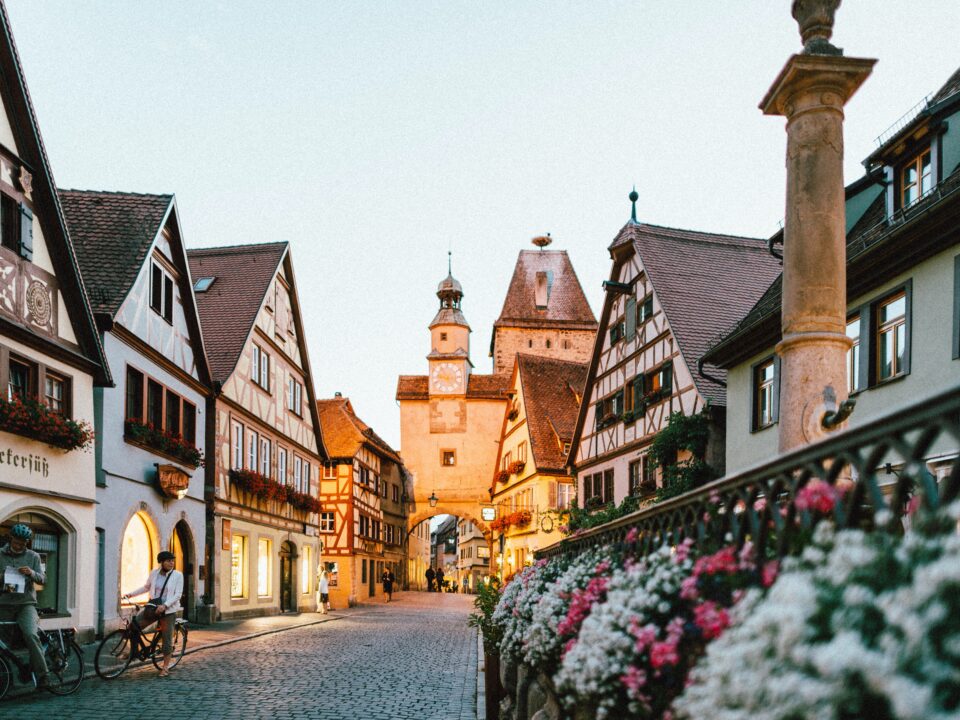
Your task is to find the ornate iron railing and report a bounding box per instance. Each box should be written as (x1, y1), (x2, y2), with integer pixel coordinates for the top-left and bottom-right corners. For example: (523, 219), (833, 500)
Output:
(537, 384), (960, 561)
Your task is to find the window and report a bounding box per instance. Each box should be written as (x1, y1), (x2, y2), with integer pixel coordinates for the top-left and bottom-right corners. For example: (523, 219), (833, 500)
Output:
(644, 362), (673, 398)
(120, 512), (155, 604)
(847, 315), (861, 393)
(147, 379), (163, 428)
(44, 373), (65, 414)
(193, 276), (216, 293)
(232, 421), (244, 469)
(149, 262), (174, 323)
(0, 193), (18, 253)
(323, 462), (337, 479)
(637, 294), (654, 324)
(752, 357), (778, 431)
(125, 367), (144, 421)
(319, 512), (335, 533)
(260, 437), (271, 478)
(562, 441), (571, 456)
(359, 515), (370, 537)
(630, 455), (656, 497)
(248, 430), (259, 470)
(603, 469), (614, 503)
(300, 546), (311, 595)
(517, 441), (528, 464)
(900, 149), (933, 209)
(609, 318), (625, 344)
(440, 332), (447, 341)
(230, 535), (246, 598)
(877, 291), (907, 382)
(594, 390), (624, 429)
(294, 456), (302, 491)
(8, 357), (31, 400)
(303, 462), (311, 495)
(557, 482), (574, 510)
(257, 538), (272, 597)
(165, 389), (181, 436)
(361, 559), (367, 583)
(392, 484), (399, 502)
(501, 451), (512, 471)
(252, 345), (270, 391)
(288, 377), (303, 415)
(441, 450), (456, 466)
(278, 448), (288, 484)
(629, 459), (642, 496)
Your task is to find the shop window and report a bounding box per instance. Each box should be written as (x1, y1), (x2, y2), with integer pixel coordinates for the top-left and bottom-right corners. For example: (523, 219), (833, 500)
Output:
(1, 513), (66, 615)
(230, 535), (246, 598)
(300, 546), (311, 595)
(257, 538), (272, 597)
(120, 512), (155, 605)
(751, 356), (779, 431)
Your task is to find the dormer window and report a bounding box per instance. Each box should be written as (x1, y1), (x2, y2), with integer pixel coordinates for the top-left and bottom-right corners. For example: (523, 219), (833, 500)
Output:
(900, 148), (933, 209)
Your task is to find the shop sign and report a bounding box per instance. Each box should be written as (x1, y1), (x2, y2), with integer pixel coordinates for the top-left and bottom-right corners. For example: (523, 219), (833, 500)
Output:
(156, 464), (190, 499)
(0, 445), (50, 478)
(481, 506), (496, 521)
(222, 519), (232, 550)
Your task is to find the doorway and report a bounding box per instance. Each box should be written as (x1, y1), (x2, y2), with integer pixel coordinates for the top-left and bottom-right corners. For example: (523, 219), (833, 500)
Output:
(279, 541), (295, 612)
(170, 521), (194, 620)
(368, 559), (375, 598)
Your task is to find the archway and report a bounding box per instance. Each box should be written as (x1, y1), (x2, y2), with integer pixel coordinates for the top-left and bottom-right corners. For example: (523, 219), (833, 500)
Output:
(279, 541), (296, 612)
(0, 511), (71, 616)
(170, 520), (195, 620)
(120, 511), (158, 606)
(406, 510), (493, 594)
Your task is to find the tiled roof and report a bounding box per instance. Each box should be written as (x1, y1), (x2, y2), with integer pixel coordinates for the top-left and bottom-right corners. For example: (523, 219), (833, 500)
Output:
(616, 222), (781, 404)
(494, 250), (597, 329)
(187, 243), (286, 383)
(517, 354), (588, 472)
(60, 190), (172, 316)
(931, 66), (960, 105)
(395, 373), (510, 401)
(316, 397), (401, 463)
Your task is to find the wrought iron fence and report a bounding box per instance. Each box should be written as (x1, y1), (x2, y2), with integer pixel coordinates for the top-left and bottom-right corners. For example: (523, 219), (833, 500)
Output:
(537, 384), (960, 561)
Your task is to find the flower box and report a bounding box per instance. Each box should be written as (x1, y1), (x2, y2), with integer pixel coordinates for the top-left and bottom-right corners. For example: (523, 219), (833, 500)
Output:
(0, 396), (93, 451)
(495, 469), (511, 484)
(124, 418), (204, 468)
(508, 460), (525, 475)
(229, 469), (321, 515)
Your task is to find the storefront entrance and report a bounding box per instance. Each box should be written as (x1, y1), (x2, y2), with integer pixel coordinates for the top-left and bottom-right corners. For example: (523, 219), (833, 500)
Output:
(170, 521), (194, 620)
(279, 541), (295, 612)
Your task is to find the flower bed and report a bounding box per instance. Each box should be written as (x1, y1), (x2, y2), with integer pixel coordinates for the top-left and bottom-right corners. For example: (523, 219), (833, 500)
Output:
(124, 418), (203, 467)
(229, 469), (321, 513)
(0, 396), (94, 451)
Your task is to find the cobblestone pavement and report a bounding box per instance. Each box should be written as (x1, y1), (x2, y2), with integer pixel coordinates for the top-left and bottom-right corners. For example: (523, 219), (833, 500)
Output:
(10, 592), (478, 720)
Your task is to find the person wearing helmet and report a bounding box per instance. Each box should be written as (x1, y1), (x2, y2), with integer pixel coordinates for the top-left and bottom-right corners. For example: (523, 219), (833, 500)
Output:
(0, 523), (49, 688)
(122, 550), (183, 677)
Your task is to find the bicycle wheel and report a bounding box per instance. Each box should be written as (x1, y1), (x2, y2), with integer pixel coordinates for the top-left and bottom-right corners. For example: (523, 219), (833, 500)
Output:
(0, 654), (13, 700)
(45, 641), (83, 695)
(151, 623), (187, 670)
(94, 629), (133, 679)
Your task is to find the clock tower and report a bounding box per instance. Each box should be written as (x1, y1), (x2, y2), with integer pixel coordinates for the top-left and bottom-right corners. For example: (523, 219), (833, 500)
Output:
(428, 263), (472, 396)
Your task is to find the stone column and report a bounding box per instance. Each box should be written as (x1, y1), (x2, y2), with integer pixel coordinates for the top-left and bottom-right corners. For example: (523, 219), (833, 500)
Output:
(760, 0), (875, 453)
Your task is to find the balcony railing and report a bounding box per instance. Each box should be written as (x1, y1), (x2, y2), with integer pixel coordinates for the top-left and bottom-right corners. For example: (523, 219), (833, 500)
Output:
(537, 384), (960, 561)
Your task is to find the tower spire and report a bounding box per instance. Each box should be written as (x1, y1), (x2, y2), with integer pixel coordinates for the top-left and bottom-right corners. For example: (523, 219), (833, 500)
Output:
(629, 186), (639, 223)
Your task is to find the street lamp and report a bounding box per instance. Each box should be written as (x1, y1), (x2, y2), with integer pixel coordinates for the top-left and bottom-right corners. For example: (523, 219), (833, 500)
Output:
(428, 491), (438, 508)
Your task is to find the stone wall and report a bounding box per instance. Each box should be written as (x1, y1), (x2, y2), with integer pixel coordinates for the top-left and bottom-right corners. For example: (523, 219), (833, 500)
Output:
(497, 655), (568, 720)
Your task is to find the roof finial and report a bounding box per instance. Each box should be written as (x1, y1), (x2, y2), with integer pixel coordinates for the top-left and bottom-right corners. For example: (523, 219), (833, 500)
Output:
(447, 250), (452, 275)
(629, 186), (639, 223)
(531, 233), (552, 249)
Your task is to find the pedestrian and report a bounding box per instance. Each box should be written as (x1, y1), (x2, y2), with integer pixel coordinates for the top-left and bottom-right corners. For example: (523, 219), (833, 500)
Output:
(122, 550), (183, 678)
(436, 566), (445, 592)
(317, 567), (331, 614)
(425, 566), (435, 592)
(381, 567), (395, 602)
(0, 524), (49, 689)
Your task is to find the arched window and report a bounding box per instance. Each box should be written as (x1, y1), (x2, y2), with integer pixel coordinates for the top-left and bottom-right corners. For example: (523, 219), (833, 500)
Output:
(120, 513), (155, 602)
(1, 512), (67, 615)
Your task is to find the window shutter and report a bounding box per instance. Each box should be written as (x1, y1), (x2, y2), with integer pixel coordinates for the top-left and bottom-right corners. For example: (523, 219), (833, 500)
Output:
(548, 481), (557, 509)
(151, 264), (163, 312)
(582, 476), (591, 501)
(603, 469), (614, 503)
(261, 352), (269, 391)
(18, 203), (32, 260)
(163, 275), (173, 322)
(625, 297), (637, 340)
(251, 346), (260, 383)
(901, 280), (913, 377)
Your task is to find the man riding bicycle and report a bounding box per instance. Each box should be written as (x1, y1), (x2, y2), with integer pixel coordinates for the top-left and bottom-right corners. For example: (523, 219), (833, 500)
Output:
(122, 550), (183, 677)
(0, 524), (49, 688)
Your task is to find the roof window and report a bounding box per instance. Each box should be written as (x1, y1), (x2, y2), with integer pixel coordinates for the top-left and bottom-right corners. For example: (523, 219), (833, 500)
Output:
(193, 277), (216, 292)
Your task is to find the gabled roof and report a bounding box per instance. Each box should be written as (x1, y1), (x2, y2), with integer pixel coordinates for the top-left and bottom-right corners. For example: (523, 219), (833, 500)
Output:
(930, 66), (960, 106)
(516, 354), (588, 473)
(187, 242), (286, 383)
(614, 222), (780, 403)
(493, 250), (597, 330)
(60, 191), (173, 316)
(395, 372), (510, 401)
(0, 4), (110, 385)
(316, 396), (401, 464)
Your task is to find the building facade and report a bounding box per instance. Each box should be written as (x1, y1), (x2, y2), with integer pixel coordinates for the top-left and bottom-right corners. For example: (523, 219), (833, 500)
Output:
(189, 243), (325, 619)
(568, 219), (780, 508)
(456, 517), (489, 592)
(316, 395), (408, 606)
(407, 519), (431, 591)
(0, 5), (110, 642)
(490, 354), (583, 575)
(430, 515), (458, 587)
(63, 191), (211, 632)
(706, 66), (960, 481)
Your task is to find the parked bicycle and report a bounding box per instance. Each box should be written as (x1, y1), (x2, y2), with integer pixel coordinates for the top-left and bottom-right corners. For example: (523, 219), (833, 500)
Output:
(94, 602), (187, 679)
(0, 622), (83, 698)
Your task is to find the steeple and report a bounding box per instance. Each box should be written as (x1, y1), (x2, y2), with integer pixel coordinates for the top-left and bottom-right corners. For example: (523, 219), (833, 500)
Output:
(430, 255), (469, 330)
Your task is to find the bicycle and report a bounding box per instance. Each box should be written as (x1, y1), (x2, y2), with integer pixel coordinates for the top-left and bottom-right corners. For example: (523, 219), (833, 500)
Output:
(0, 621), (84, 698)
(94, 602), (188, 679)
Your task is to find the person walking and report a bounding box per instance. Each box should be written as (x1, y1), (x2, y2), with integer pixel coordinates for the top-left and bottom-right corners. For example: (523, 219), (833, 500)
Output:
(425, 566), (435, 592)
(0, 524), (49, 689)
(317, 567), (331, 614)
(435, 566), (445, 593)
(381, 567), (395, 602)
(122, 550), (183, 678)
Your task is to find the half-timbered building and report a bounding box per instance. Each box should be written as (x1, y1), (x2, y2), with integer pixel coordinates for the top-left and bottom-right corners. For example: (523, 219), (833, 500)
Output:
(188, 242), (326, 619)
(0, 5), (110, 642)
(491, 354), (585, 576)
(63, 190), (211, 631)
(568, 216), (780, 507)
(316, 395), (408, 606)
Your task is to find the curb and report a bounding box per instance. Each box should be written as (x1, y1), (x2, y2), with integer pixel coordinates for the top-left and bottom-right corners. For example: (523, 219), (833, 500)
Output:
(476, 629), (485, 720)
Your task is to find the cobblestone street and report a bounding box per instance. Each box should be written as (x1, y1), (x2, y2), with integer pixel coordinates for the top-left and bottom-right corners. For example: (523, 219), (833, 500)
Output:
(11, 592), (478, 720)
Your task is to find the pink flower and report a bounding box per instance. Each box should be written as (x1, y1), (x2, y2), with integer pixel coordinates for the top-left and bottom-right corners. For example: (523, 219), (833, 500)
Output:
(795, 479), (842, 514)
(693, 546), (738, 578)
(906, 495), (922, 516)
(693, 601), (730, 640)
(762, 560), (779, 588)
(650, 640), (680, 669)
(629, 619), (658, 653)
(625, 527), (639, 543)
(680, 575), (699, 600)
(562, 638), (577, 658)
(620, 666), (648, 697)
(674, 538), (695, 563)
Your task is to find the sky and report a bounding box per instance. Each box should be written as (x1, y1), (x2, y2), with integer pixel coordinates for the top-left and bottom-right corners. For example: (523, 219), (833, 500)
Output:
(5, 1), (958, 449)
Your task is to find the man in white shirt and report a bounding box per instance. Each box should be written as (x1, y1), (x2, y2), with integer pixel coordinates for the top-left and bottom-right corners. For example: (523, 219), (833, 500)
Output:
(122, 550), (183, 677)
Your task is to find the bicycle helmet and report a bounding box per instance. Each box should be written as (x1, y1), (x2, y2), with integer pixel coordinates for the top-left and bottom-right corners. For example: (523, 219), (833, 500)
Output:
(157, 550), (175, 562)
(9, 523), (32, 540)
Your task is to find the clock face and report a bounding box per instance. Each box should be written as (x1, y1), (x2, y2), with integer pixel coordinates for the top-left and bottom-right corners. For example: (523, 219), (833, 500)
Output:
(431, 362), (464, 393)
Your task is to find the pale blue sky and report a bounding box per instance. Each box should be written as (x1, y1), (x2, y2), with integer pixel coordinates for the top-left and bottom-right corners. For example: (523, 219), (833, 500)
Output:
(6, 1), (958, 448)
